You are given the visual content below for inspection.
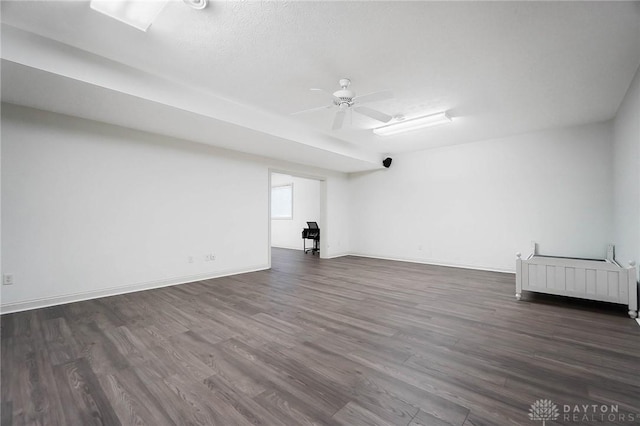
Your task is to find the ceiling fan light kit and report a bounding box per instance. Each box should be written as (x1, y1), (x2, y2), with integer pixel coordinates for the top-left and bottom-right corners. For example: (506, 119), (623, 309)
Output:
(373, 111), (452, 136)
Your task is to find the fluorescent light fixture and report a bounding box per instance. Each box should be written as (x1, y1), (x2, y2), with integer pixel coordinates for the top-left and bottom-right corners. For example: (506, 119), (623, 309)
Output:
(373, 111), (452, 136)
(90, 0), (169, 31)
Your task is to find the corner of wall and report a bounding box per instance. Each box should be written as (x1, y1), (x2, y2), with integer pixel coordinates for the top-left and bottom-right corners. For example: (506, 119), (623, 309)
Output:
(612, 64), (640, 280)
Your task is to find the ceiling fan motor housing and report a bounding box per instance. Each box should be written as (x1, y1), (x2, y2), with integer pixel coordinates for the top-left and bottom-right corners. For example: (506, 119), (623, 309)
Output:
(334, 78), (355, 106)
(333, 89), (355, 106)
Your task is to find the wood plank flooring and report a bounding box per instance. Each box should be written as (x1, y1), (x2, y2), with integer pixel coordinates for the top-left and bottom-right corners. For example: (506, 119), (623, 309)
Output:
(2, 248), (639, 425)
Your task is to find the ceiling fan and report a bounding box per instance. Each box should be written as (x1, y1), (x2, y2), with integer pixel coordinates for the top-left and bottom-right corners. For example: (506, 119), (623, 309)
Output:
(292, 78), (394, 130)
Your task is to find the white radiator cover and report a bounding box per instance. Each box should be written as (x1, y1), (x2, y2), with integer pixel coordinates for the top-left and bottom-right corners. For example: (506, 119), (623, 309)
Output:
(516, 243), (638, 319)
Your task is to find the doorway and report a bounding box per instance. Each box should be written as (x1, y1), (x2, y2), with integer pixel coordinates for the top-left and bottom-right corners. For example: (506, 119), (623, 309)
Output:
(268, 171), (325, 264)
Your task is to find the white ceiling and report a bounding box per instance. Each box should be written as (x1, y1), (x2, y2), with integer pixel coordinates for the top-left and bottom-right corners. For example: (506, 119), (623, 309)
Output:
(2, 1), (639, 172)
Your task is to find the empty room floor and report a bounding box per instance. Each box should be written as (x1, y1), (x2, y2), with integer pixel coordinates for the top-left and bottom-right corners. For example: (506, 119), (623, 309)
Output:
(2, 248), (639, 425)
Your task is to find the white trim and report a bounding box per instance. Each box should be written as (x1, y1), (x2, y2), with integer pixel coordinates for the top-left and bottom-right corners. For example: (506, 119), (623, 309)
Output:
(269, 168), (327, 182)
(319, 180), (328, 259)
(0, 253), (514, 314)
(271, 245), (304, 251)
(323, 252), (350, 259)
(347, 252), (514, 274)
(267, 171), (272, 270)
(636, 318), (640, 327)
(271, 246), (349, 258)
(0, 264), (269, 315)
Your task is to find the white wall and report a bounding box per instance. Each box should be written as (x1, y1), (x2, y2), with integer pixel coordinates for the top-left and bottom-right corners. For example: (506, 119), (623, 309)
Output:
(2, 99), (630, 311)
(271, 174), (320, 251)
(349, 122), (614, 272)
(613, 65), (640, 277)
(324, 175), (350, 257)
(1, 104), (350, 312)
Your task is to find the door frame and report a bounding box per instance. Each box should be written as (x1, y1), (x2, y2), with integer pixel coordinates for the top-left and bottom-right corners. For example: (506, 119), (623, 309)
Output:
(268, 169), (327, 268)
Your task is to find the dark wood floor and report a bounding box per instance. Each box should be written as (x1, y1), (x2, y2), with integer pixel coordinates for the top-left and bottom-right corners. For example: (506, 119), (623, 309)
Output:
(2, 248), (639, 426)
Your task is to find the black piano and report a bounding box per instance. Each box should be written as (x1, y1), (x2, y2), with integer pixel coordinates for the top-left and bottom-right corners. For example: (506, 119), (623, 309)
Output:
(302, 221), (320, 255)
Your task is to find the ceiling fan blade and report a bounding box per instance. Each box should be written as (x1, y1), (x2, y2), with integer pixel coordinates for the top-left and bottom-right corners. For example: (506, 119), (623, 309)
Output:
(332, 110), (346, 130)
(310, 88), (337, 100)
(291, 104), (333, 115)
(353, 89), (393, 104)
(354, 106), (392, 123)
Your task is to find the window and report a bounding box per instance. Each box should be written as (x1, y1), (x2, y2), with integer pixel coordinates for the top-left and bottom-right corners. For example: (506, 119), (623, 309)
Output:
(271, 184), (293, 219)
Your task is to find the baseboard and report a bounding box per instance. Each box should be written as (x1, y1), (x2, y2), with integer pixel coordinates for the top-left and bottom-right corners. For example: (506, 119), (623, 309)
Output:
(323, 252), (350, 259)
(0, 255), (514, 314)
(271, 245), (303, 251)
(347, 252), (514, 274)
(271, 246), (346, 259)
(0, 264), (270, 315)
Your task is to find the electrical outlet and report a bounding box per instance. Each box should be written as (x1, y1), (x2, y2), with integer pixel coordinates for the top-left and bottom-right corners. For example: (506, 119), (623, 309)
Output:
(3, 274), (14, 286)
(205, 254), (216, 262)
